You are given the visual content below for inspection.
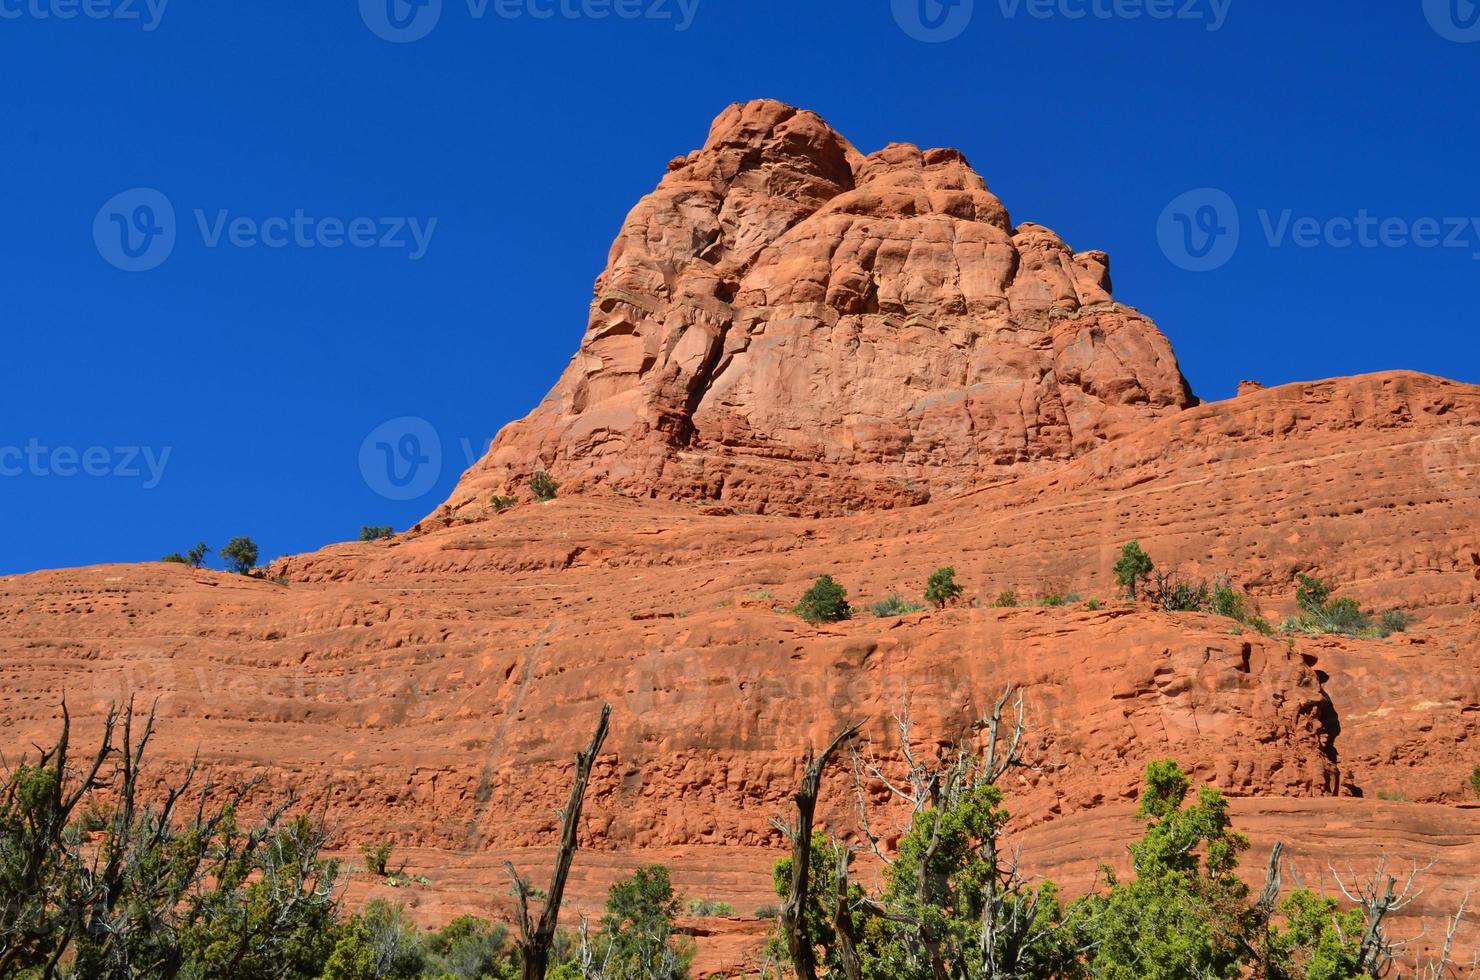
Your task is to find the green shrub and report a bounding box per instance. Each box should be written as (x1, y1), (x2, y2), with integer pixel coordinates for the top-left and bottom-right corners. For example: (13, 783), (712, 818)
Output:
(219, 536), (258, 575)
(1086, 598), (1102, 611)
(796, 575), (850, 624)
(530, 470), (559, 501)
(1210, 577), (1247, 621)
(320, 900), (423, 980)
(164, 541), (210, 566)
(995, 590), (1019, 608)
(1248, 616), (1275, 636)
(1149, 572), (1212, 613)
(360, 525), (393, 542)
(422, 916), (511, 980)
(1039, 593), (1072, 607)
(594, 865), (694, 979)
(1378, 609), (1414, 637)
(1283, 575), (1392, 639)
(1470, 767), (1480, 800)
(1295, 573), (1332, 614)
(753, 904), (779, 920)
(362, 840), (395, 877)
(491, 494), (518, 512)
(1114, 541), (1155, 600)
(869, 594), (924, 618)
(924, 566), (965, 609)
(684, 898), (735, 917)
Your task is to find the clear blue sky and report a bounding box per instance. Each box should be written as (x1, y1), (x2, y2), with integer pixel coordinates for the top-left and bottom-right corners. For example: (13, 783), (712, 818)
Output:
(1, 0), (1476, 575)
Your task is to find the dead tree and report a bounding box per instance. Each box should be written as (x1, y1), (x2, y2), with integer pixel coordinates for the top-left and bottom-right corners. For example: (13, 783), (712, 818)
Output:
(1330, 857), (1433, 976)
(505, 702), (611, 980)
(775, 723), (859, 980)
(848, 687), (1063, 979)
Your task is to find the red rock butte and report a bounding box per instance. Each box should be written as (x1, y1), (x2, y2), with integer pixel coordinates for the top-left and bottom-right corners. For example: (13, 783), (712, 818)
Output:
(3, 100), (1479, 975)
(447, 99), (1193, 517)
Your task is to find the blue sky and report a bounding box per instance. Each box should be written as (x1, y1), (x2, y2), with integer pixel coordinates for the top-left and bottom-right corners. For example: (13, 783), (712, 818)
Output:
(1, 0), (1476, 575)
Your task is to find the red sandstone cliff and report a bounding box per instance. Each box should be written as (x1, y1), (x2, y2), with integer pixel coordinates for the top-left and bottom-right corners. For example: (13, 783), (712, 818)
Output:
(3, 100), (1479, 975)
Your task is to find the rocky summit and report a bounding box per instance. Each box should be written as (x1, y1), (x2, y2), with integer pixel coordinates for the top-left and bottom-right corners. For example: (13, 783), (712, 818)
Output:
(447, 99), (1193, 518)
(3, 101), (1480, 975)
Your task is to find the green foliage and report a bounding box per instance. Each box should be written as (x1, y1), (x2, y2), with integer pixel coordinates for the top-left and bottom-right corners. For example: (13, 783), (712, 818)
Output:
(1039, 593), (1071, 607)
(1289, 574), (1389, 638)
(421, 915), (515, 979)
(924, 566), (965, 609)
(1378, 609), (1414, 637)
(869, 594), (925, 617)
(591, 865), (694, 979)
(1471, 767), (1480, 800)
(1262, 888), (1365, 980)
(530, 470), (559, 501)
(363, 840), (395, 877)
(1086, 598), (1102, 611)
(796, 575), (851, 624)
(490, 494), (518, 513)
(994, 590), (1019, 608)
(778, 785), (1084, 978)
(771, 831), (854, 976)
(684, 898), (735, 917)
(163, 541), (210, 566)
(1210, 577), (1247, 621)
(1081, 760), (1251, 980)
(1114, 541), (1155, 600)
(1149, 572), (1213, 613)
(360, 525), (394, 542)
(1296, 574), (1332, 614)
(319, 900), (423, 980)
(220, 535), (259, 574)
(0, 709), (343, 980)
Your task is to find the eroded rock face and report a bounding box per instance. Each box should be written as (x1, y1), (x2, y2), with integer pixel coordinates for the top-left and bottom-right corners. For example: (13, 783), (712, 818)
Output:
(448, 100), (1193, 517)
